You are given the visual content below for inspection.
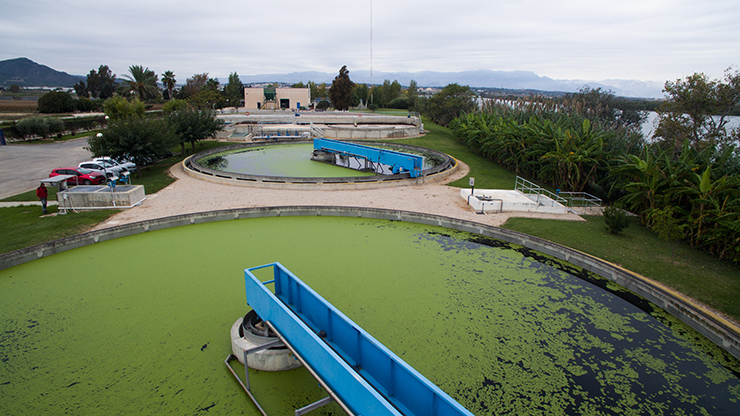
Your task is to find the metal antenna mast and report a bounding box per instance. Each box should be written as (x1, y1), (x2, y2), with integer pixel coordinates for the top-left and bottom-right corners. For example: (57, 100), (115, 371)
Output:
(370, 0), (373, 104)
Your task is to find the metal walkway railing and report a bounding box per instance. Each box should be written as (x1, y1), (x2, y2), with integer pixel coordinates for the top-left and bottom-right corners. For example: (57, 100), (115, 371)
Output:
(514, 176), (602, 209)
(514, 176), (568, 207)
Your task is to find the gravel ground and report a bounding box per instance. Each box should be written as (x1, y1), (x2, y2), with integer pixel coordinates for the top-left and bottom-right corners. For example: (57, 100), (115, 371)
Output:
(93, 160), (585, 230)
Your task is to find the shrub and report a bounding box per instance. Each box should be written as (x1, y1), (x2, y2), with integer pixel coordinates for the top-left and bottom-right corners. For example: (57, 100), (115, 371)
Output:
(15, 117), (64, 140)
(75, 97), (99, 112)
(37, 91), (76, 113)
(603, 205), (631, 234)
(64, 115), (106, 135)
(103, 96), (145, 121)
(388, 97), (410, 109)
(316, 100), (331, 110)
(162, 99), (189, 114)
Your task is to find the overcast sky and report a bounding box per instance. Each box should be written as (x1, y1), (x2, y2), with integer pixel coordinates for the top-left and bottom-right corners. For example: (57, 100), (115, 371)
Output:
(1, 0), (738, 85)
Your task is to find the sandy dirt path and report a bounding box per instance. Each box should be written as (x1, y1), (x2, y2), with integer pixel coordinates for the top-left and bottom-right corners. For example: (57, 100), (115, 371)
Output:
(93, 159), (584, 230)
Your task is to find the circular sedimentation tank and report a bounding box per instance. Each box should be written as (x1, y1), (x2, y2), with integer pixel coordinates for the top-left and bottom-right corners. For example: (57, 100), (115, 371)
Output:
(184, 141), (457, 188)
(1, 212), (739, 415)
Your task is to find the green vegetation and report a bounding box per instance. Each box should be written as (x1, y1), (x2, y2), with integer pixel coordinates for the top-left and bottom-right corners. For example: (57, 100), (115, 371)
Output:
(503, 215), (740, 321)
(448, 97), (642, 196)
(602, 205), (631, 234)
(0, 205), (117, 254)
(74, 64), (116, 99)
(448, 80), (740, 264)
(391, 118), (517, 189)
(14, 116), (64, 140)
(423, 84), (478, 126)
(222, 72), (244, 108)
(37, 91), (76, 113)
(328, 65), (354, 111)
(119, 65), (159, 100)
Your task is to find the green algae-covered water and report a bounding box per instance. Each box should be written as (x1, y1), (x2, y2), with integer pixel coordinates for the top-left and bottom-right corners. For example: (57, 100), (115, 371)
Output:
(197, 143), (440, 178)
(198, 144), (377, 177)
(1, 216), (739, 415)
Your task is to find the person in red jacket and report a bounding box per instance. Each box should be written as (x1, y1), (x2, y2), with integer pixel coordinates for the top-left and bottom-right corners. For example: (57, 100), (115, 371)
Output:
(36, 183), (48, 214)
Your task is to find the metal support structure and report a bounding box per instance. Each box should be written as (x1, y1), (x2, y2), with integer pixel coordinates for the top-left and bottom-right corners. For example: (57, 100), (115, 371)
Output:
(242, 262), (474, 416)
(295, 396), (335, 415)
(313, 138), (424, 177)
(225, 328), (346, 416)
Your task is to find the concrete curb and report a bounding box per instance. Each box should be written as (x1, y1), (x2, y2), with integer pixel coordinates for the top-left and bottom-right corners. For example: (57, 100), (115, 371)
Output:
(181, 140), (459, 190)
(0, 201), (59, 207)
(1, 205), (738, 361)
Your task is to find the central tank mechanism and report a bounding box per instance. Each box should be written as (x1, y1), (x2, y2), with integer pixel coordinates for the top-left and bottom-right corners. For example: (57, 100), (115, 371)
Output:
(230, 310), (302, 371)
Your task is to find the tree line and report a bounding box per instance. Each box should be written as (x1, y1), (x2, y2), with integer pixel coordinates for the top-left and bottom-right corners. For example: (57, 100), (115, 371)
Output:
(448, 70), (740, 263)
(86, 96), (224, 173)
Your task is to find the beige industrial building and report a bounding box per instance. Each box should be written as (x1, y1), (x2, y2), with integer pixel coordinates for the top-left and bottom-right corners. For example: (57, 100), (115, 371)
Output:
(243, 87), (311, 110)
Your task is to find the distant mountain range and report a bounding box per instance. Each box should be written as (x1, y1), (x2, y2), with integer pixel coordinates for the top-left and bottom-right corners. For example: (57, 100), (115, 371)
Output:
(0, 57), (83, 88)
(237, 69), (665, 98)
(0, 57), (665, 98)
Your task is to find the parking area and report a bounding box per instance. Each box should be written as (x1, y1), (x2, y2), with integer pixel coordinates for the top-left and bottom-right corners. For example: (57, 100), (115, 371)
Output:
(0, 137), (93, 199)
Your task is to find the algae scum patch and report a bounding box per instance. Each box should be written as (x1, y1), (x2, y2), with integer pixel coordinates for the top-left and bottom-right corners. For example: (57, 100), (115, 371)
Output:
(1, 216), (739, 415)
(197, 143), (376, 177)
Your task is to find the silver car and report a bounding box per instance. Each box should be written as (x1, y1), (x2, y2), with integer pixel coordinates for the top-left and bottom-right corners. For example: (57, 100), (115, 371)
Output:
(93, 156), (137, 173)
(78, 160), (125, 179)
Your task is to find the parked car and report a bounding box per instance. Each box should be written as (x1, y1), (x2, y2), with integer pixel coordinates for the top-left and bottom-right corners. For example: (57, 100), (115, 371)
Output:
(78, 160), (125, 179)
(49, 167), (106, 185)
(93, 156), (137, 173)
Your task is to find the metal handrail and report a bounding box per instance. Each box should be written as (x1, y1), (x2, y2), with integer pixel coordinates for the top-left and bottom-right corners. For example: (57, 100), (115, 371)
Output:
(514, 176), (568, 206)
(559, 191), (602, 207)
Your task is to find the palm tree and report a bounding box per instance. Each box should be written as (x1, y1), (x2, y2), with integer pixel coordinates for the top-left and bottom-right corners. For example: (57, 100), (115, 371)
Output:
(162, 70), (176, 100)
(121, 65), (159, 100)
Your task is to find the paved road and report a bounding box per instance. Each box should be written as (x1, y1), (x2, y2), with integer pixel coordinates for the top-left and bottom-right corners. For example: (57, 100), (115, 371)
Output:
(0, 137), (94, 199)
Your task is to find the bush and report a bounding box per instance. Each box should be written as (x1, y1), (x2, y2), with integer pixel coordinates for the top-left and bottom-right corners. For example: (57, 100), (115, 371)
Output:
(603, 205), (631, 234)
(75, 96), (100, 112)
(388, 97), (409, 109)
(15, 117), (64, 140)
(103, 96), (145, 121)
(316, 100), (331, 110)
(162, 99), (189, 114)
(424, 83), (477, 126)
(37, 91), (76, 113)
(64, 115), (106, 135)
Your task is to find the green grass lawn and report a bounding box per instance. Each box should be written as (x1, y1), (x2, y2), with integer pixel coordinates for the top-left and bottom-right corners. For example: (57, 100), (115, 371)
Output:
(391, 119), (518, 189)
(0, 204), (117, 254)
(504, 215), (740, 322)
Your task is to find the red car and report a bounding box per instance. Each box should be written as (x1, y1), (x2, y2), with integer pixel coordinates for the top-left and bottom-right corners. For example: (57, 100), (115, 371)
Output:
(49, 167), (106, 185)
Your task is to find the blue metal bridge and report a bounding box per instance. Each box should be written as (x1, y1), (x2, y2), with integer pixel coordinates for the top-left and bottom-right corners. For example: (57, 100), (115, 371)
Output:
(227, 262), (473, 415)
(313, 138), (424, 178)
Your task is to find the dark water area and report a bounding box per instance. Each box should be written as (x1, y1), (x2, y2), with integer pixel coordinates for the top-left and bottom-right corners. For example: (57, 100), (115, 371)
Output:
(1, 216), (738, 415)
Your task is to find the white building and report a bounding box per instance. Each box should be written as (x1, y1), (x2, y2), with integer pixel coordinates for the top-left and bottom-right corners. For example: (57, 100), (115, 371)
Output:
(244, 87), (310, 110)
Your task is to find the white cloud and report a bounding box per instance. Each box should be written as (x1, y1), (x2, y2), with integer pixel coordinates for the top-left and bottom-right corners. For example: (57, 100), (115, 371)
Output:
(0, 0), (737, 83)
